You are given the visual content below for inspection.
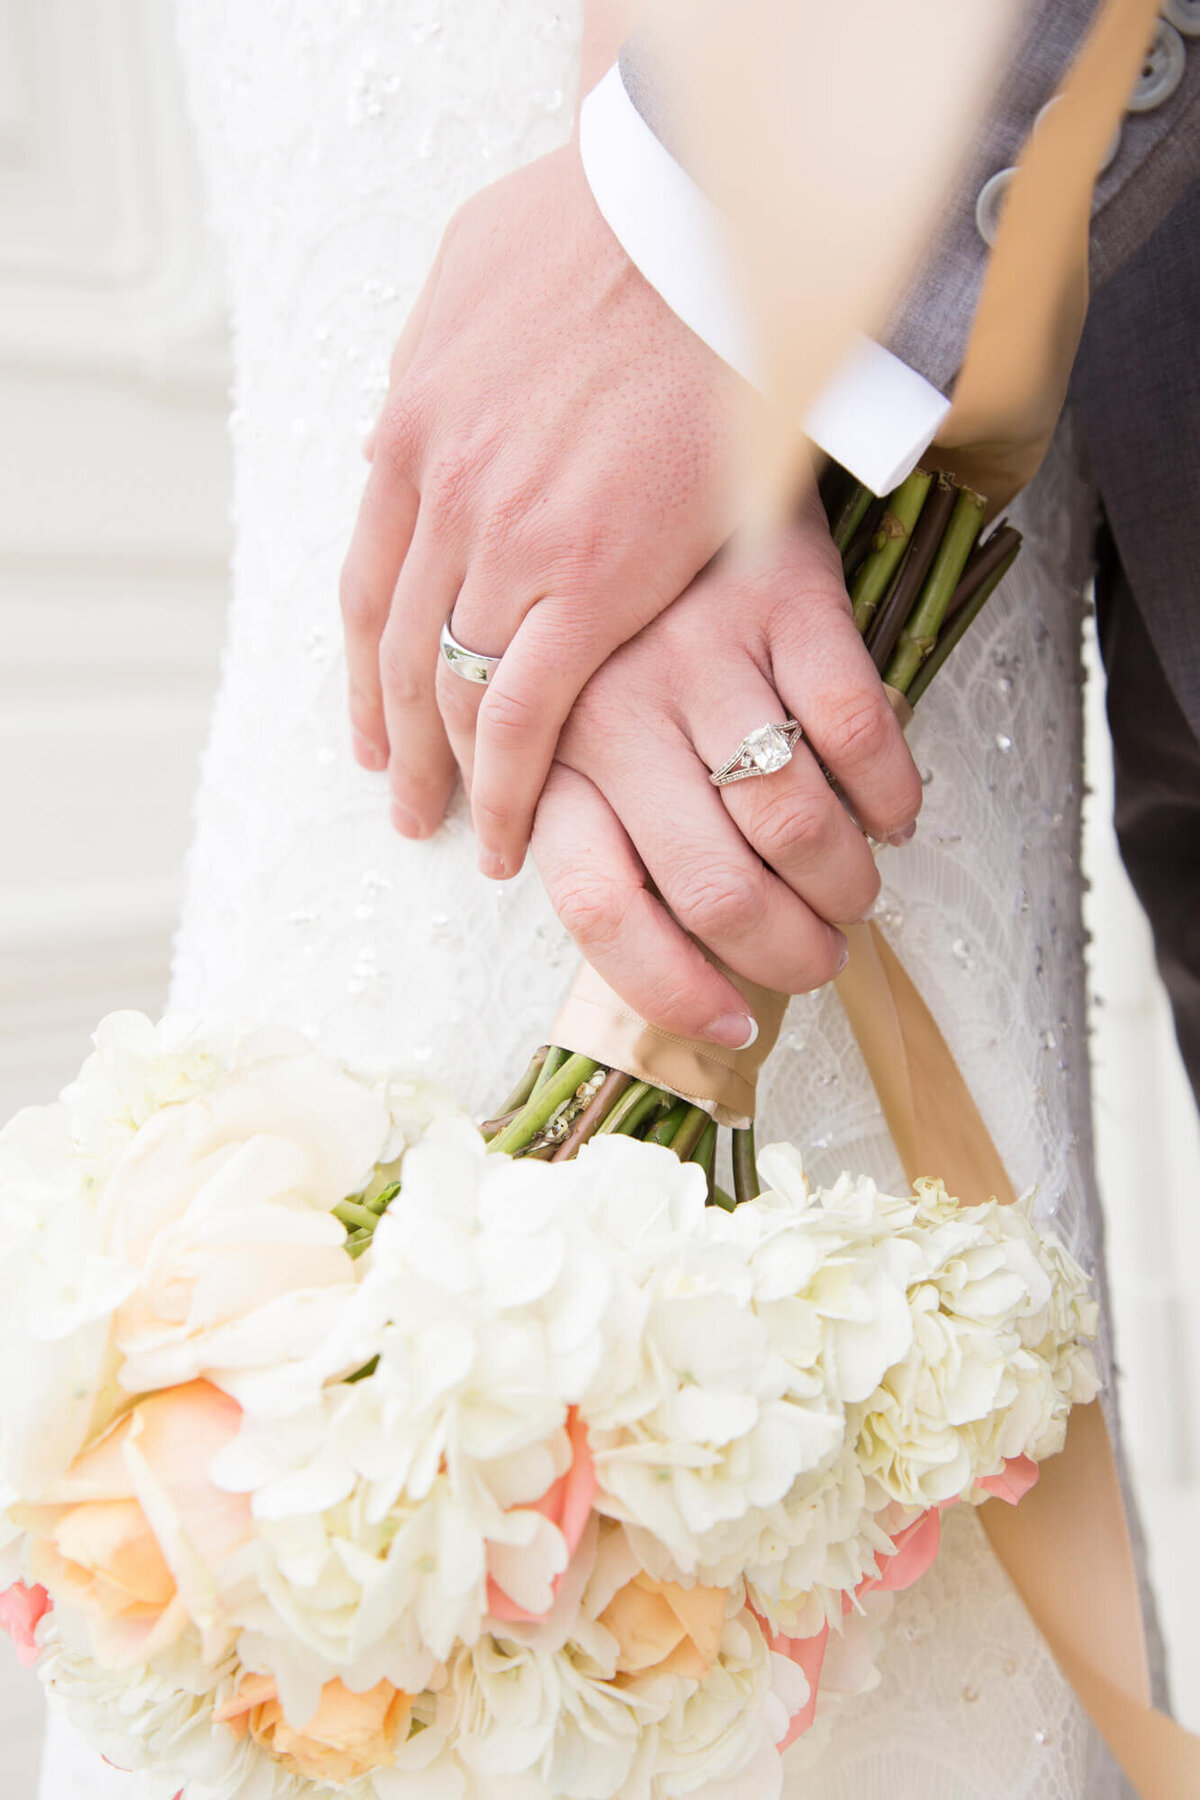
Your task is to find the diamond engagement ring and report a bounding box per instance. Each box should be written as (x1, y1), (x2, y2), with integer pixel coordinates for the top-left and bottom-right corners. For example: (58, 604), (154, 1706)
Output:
(709, 720), (802, 787)
(439, 616), (502, 685)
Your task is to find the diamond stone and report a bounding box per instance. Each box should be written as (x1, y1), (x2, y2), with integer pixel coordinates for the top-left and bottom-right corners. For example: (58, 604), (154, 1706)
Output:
(744, 725), (792, 773)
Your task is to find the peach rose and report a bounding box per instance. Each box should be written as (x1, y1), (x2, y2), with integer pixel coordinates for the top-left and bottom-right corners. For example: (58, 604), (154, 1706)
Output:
(15, 1380), (251, 1668)
(600, 1572), (727, 1679)
(215, 1672), (412, 1783)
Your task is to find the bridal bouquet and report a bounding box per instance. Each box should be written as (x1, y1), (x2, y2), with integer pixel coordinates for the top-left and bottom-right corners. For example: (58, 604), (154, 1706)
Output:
(0, 1011), (1097, 1800)
(0, 465), (1079, 1798)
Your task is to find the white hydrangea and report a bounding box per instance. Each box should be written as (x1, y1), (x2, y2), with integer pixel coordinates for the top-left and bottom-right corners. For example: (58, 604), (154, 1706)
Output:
(579, 1142), (918, 1580)
(209, 1121), (619, 1698)
(852, 1182), (1100, 1507)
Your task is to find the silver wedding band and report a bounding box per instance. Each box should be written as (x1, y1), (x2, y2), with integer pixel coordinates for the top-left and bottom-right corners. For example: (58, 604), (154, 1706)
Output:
(709, 720), (802, 787)
(439, 616), (501, 685)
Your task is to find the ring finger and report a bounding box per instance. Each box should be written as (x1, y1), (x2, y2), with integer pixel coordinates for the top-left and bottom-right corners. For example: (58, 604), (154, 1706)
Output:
(559, 710), (847, 995)
(690, 673), (880, 927)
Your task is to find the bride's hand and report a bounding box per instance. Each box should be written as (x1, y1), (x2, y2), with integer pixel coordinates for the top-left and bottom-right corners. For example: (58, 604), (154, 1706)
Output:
(531, 501), (923, 1046)
(340, 143), (744, 870)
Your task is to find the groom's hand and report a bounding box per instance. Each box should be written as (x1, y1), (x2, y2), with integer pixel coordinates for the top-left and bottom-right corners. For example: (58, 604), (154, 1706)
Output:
(531, 499), (923, 1045)
(340, 144), (744, 873)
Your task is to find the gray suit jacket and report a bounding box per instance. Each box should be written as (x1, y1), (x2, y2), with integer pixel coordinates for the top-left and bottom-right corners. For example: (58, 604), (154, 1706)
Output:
(619, 7), (1200, 727)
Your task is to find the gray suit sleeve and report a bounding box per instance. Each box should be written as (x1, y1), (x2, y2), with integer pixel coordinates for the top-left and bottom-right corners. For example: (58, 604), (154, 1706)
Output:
(619, 8), (1200, 398)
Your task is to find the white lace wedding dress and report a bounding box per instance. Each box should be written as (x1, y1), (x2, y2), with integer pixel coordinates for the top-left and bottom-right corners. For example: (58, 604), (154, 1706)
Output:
(36, 2), (1147, 1795)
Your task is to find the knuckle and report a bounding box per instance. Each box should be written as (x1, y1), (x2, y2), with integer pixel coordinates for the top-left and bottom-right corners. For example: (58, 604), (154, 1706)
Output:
(844, 860), (882, 922)
(480, 683), (539, 749)
(347, 673), (383, 725)
(379, 633), (427, 713)
(471, 792), (514, 836)
(749, 787), (841, 867)
(479, 484), (549, 571)
(377, 385), (428, 473)
(553, 873), (632, 950)
(675, 866), (760, 943)
(425, 423), (505, 531)
(819, 691), (894, 773)
(636, 968), (709, 1032)
(338, 565), (379, 636)
(782, 935), (846, 996)
(875, 767), (925, 836)
(423, 443), (477, 527)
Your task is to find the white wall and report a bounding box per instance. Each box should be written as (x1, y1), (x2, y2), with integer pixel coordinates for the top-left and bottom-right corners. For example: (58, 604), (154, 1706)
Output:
(0, 0), (230, 1121)
(0, 5), (229, 1790)
(0, 2), (1196, 1792)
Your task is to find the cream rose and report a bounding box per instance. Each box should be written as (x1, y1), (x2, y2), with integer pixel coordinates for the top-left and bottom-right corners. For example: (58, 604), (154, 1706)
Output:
(102, 1038), (390, 1395)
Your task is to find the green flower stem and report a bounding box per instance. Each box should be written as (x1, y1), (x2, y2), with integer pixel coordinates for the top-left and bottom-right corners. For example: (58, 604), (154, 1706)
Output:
(864, 473), (958, 671)
(841, 496), (887, 581)
(551, 1068), (632, 1160)
(883, 486), (986, 694)
(489, 1051), (546, 1116)
(906, 539), (1021, 708)
(689, 1117), (718, 1173)
(334, 1199), (383, 1233)
(689, 1118), (718, 1203)
(488, 1052), (601, 1156)
(529, 1045), (568, 1097)
(830, 479), (875, 554)
(732, 1126), (759, 1206)
(649, 1100), (691, 1147)
(669, 1104), (713, 1163)
(850, 469), (932, 634)
(711, 1183), (736, 1212)
(479, 1108), (520, 1143)
(941, 521), (1022, 626)
(596, 1081), (662, 1137)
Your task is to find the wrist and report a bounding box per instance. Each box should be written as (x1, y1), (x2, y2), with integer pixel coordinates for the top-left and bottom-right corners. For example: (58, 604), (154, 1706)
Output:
(576, 0), (639, 122)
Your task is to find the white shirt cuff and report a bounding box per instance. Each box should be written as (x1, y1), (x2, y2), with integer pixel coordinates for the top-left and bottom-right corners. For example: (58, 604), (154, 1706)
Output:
(579, 63), (950, 495)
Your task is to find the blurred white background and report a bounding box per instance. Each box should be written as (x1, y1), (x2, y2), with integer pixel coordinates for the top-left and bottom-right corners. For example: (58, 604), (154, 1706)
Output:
(0, 4), (1196, 1794)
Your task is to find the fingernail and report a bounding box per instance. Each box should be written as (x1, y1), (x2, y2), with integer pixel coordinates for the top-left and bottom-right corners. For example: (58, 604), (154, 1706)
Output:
(390, 801), (425, 838)
(353, 733), (387, 773)
(886, 821), (917, 847)
(703, 1012), (759, 1050)
(836, 940), (850, 974)
(478, 850), (510, 880)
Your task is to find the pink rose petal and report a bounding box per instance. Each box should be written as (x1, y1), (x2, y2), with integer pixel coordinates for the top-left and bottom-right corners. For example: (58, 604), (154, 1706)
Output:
(859, 1508), (943, 1597)
(755, 1613), (828, 1747)
(978, 1455), (1039, 1505)
(487, 1410), (596, 1623)
(0, 1583), (51, 1667)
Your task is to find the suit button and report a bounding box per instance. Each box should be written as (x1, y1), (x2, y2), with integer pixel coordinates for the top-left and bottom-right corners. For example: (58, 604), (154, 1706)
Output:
(1164, 0), (1200, 37)
(975, 166), (1016, 246)
(1127, 19), (1186, 110)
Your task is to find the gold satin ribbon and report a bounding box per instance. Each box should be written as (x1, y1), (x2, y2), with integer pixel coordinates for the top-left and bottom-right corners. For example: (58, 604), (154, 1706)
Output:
(935, 0), (1163, 508)
(551, 959), (787, 1127)
(833, 918), (1200, 1797)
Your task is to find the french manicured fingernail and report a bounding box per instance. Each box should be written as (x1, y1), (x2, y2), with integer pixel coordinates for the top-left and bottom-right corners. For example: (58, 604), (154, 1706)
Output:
(703, 1012), (758, 1050)
(886, 821), (917, 847)
(478, 850), (510, 880)
(353, 733), (387, 772)
(836, 940), (850, 974)
(390, 800), (425, 838)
